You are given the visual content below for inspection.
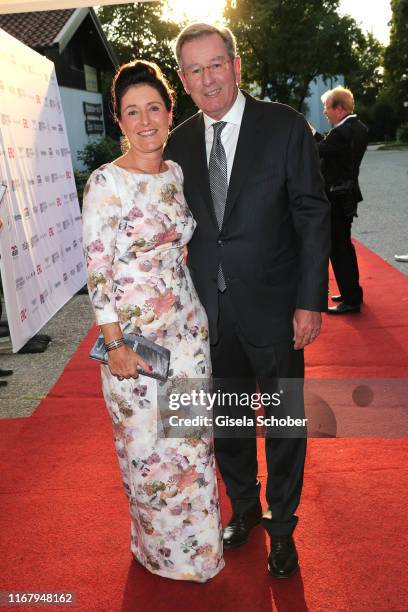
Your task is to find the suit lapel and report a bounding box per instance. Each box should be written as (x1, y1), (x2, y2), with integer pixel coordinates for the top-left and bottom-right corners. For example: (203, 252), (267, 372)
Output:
(187, 113), (219, 230)
(222, 94), (263, 228)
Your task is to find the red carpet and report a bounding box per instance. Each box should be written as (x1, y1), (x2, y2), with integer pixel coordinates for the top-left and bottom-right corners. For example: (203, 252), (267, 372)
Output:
(1, 241), (407, 612)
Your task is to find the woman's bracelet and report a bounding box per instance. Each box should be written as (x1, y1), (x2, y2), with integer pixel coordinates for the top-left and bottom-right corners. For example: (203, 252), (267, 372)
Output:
(105, 337), (125, 352)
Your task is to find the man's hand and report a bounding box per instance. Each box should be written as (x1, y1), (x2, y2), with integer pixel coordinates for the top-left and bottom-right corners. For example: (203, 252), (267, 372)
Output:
(292, 309), (322, 350)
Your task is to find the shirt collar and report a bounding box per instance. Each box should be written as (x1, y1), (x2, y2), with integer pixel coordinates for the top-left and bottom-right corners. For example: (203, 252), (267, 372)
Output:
(334, 113), (356, 128)
(203, 89), (246, 131)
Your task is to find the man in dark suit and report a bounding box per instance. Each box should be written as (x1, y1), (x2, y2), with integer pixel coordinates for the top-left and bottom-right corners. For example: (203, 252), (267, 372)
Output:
(315, 86), (369, 314)
(165, 23), (330, 578)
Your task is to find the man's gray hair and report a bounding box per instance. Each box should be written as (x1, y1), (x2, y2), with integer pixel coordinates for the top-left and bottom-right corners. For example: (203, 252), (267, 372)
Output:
(175, 23), (237, 68)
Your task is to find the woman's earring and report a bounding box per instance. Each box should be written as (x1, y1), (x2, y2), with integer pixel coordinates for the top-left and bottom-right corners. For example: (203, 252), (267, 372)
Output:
(120, 135), (130, 153)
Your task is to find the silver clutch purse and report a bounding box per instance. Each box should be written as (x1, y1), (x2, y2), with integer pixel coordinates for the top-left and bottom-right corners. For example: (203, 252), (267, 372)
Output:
(89, 331), (171, 382)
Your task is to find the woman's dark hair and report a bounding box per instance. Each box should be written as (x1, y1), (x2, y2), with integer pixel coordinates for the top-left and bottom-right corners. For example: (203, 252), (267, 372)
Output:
(111, 59), (174, 121)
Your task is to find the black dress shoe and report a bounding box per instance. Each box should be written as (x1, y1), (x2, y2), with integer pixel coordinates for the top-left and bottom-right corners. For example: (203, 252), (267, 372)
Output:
(0, 368), (13, 377)
(327, 302), (360, 315)
(0, 380), (7, 387)
(268, 535), (299, 579)
(223, 501), (263, 549)
(331, 294), (344, 302)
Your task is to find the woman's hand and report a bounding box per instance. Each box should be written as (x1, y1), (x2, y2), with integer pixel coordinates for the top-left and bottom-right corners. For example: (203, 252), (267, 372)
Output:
(107, 344), (152, 380)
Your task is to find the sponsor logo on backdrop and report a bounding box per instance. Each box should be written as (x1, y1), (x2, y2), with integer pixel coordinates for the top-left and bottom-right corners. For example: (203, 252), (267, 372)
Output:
(11, 245), (18, 257)
(16, 276), (25, 290)
(22, 241), (29, 252)
(39, 202), (47, 213)
(30, 235), (39, 248)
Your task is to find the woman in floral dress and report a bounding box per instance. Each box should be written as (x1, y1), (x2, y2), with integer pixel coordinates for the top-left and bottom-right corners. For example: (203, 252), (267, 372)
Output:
(82, 60), (224, 582)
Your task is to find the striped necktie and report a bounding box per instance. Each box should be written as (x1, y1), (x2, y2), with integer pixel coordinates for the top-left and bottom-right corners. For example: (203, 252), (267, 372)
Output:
(209, 121), (227, 292)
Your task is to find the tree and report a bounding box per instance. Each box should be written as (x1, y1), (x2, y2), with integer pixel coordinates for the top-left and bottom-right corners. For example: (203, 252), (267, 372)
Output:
(383, 0), (408, 127)
(97, 2), (195, 124)
(346, 31), (384, 111)
(224, 0), (364, 111)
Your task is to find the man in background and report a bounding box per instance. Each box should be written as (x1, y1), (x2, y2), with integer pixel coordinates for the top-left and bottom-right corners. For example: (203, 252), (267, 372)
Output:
(315, 86), (368, 314)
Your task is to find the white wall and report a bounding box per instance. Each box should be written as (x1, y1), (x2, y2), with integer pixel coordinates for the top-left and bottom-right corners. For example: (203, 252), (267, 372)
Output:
(59, 86), (105, 170)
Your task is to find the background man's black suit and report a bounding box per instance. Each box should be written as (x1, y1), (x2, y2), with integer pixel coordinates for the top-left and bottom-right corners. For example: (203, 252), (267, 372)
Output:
(316, 116), (369, 306)
(165, 91), (330, 536)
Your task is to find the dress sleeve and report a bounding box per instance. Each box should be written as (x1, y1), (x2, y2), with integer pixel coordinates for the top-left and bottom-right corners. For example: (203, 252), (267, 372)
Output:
(168, 160), (184, 185)
(82, 165), (122, 325)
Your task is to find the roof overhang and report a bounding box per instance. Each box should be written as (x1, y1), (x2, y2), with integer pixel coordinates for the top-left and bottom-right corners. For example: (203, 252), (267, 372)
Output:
(54, 6), (118, 66)
(0, 0), (157, 15)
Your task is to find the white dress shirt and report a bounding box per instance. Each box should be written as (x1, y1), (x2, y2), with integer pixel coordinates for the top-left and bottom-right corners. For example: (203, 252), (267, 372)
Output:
(203, 89), (246, 184)
(334, 113), (356, 128)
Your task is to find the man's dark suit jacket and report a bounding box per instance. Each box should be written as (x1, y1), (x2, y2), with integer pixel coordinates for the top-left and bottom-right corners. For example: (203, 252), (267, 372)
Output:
(165, 92), (330, 346)
(316, 116), (369, 204)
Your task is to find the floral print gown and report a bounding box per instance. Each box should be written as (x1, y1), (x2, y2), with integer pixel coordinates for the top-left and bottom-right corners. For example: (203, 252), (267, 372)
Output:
(82, 161), (224, 582)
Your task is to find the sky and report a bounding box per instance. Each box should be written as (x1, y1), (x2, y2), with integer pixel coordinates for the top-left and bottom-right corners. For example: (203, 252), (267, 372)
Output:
(339, 0), (392, 44)
(163, 0), (393, 45)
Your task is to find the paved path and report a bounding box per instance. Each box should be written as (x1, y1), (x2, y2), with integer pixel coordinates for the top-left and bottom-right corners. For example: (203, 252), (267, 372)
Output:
(354, 150), (408, 274)
(1, 150), (407, 419)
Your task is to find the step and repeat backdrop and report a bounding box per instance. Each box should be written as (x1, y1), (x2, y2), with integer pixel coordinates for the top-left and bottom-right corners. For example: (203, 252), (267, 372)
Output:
(0, 28), (86, 352)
